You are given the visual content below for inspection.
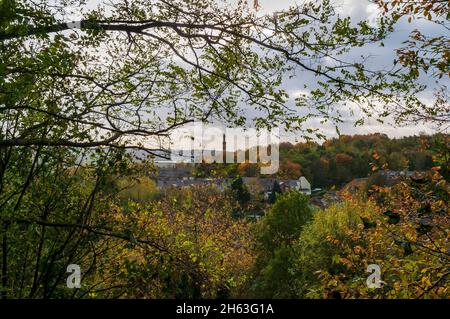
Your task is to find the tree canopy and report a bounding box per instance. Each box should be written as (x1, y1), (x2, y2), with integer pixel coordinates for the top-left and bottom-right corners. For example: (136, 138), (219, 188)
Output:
(1, 0), (430, 151)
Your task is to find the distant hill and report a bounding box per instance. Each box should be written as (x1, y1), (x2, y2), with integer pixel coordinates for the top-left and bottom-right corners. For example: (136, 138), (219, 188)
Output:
(192, 133), (448, 189)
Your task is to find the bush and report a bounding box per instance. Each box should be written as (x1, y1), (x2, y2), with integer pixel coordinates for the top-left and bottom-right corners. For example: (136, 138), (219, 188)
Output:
(292, 200), (372, 297)
(251, 191), (313, 298)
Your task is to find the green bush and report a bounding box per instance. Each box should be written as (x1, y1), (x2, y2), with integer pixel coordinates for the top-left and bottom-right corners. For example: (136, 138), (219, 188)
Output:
(251, 191), (313, 298)
(292, 201), (372, 297)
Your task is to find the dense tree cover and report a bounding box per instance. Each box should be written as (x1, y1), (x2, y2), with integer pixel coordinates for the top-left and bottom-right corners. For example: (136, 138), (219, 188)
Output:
(251, 191), (313, 298)
(248, 168), (449, 299)
(247, 138), (449, 299)
(228, 176), (251, 218)
(0, 143), (447, 298)
(0, 147), (138, 298)
(305, 170), (449, 298)
(278, 134), (442, 187)
(106, 186), (255, 298)
(193, 133), (445, 188)
(2, 167), (255, 298)
(292, 200), (373, 297)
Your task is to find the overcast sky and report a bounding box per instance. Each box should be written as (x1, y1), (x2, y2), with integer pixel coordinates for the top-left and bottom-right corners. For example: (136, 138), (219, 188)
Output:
(167, 0), (448, 152)
(62, 0), (448, 149)
(246, 0), (447, 143)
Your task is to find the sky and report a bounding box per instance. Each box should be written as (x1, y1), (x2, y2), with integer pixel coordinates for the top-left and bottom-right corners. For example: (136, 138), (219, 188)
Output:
(165, 0), (448, 150)
(252, 0), (448, 143)
(58, 0), (448, 150)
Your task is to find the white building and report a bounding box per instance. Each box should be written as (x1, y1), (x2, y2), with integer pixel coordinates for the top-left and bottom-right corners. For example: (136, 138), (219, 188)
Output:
(298, 176), (311, 195)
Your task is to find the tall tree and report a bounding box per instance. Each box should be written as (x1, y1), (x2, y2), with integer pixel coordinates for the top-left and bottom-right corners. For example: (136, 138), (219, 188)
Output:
(230, 175), (251, 216)
(268, 180), (282, 204)
(252, 191), (313, 298)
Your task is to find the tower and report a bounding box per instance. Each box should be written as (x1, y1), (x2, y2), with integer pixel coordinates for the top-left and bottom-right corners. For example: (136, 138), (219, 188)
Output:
(222, 133), (226, 164)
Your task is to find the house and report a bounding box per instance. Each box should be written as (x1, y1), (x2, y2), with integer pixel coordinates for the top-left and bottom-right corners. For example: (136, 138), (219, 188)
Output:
(299, 176), (312, 195)
(156, 177), (231, 190)
(155, 160), (178, 169)
(242, 177), (278, 195)
(157, 163), (194, 179)
(279, 176), (311, 195)
(380, 170), (415, 179)
(155, 171), (313, 198)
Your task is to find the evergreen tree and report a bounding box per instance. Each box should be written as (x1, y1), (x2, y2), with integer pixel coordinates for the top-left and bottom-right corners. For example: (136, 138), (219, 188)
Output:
(268, 180), (282, 204)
